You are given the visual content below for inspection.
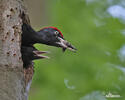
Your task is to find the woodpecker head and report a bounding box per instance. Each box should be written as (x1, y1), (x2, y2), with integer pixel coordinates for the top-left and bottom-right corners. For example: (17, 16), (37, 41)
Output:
(22, 24), (77, 68)
(37, 27), (77, 52)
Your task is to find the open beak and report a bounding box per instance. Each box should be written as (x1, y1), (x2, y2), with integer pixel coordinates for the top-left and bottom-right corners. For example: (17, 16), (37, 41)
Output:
(56, 37), (77, 52)
(33, 51), (50, 59)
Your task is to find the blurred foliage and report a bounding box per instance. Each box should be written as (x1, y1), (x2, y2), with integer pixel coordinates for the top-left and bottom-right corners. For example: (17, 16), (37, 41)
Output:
(29, 0), (125, 100)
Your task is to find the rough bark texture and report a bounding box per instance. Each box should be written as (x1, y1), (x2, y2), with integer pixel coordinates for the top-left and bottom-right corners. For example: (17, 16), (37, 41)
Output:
(0, 0), (33, 100)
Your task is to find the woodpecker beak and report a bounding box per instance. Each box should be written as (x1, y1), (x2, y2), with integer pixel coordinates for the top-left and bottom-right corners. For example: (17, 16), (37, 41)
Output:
(56, 37), (77, 52)
(33, 51), (50, 59)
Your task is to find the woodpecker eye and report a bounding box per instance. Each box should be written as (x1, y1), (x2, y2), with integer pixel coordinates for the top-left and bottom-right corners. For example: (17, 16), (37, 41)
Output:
(54, 31), (59, 35)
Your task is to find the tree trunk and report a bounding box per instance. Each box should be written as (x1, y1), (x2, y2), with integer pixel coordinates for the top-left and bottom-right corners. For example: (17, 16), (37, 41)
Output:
(0, 0), (33, 100)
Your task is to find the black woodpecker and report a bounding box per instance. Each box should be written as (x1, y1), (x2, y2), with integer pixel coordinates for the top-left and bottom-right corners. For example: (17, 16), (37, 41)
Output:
(21, 23), (77, 68)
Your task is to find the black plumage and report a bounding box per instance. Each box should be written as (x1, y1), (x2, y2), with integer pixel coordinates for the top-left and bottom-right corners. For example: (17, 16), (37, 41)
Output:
(21, 23), (76, 68)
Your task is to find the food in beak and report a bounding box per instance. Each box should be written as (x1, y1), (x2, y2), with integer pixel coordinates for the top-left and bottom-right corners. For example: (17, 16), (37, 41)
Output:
(56, 37), (77, 52)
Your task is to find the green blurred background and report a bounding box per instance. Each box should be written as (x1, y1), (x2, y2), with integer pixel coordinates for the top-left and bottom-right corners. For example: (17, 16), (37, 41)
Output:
(25, 0), (125, 100)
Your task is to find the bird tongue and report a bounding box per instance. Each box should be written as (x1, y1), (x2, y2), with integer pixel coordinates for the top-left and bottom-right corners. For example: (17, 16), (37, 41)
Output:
(33, 51), (50, 59)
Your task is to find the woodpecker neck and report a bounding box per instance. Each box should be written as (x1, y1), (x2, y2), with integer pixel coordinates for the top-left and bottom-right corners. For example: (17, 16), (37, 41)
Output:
(22, 23), (48, 46)
(34, 31), (49, 44)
